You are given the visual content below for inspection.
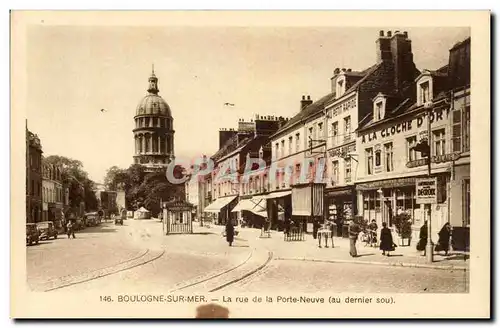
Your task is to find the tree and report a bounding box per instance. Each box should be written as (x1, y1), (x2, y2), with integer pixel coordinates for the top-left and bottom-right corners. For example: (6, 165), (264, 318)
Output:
(44, 155), (98, 214)
(103, 166), (124, 191)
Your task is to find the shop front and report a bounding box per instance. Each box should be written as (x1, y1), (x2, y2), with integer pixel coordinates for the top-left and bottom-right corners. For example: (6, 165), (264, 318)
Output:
(232, 195), (267, 228)
(265, 190), (291, 231)
(291, 183), (325, 233)
(325, 186), (356, 238)
(356, 174), (449, 241)
(203, 195), (238, 225)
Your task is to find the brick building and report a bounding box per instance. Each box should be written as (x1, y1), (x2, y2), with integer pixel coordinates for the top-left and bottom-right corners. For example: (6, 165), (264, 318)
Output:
(42, 160), (64, 228)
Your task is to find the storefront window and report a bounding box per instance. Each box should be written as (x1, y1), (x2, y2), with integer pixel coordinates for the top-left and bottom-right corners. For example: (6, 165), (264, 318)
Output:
(375, 150), (381, 167)
(395, 187), (417, 224)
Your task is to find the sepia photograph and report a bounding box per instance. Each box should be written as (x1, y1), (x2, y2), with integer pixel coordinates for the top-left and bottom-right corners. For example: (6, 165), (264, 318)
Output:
(10, 10), (490, 319)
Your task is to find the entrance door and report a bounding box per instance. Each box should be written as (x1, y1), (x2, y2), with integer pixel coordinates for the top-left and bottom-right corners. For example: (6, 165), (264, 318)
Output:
(381, 190), (394, 227)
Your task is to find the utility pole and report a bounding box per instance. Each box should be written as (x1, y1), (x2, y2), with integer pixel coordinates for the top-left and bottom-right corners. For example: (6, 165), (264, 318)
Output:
(424, 102), (434, 263)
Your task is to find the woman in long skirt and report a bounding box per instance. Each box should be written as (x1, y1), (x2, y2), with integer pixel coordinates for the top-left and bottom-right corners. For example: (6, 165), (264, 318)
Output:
(435, 222), (452, 256)
(416, 221), (428, 255)
(379, 222), (395, 256)
(225, 220), (235, 247)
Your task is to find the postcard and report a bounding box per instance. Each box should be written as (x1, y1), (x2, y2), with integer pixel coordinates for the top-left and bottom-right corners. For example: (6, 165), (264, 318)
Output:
(11, 10), (490, 319)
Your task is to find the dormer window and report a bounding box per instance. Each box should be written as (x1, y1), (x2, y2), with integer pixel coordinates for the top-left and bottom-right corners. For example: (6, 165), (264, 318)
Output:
(336, 76), (346, 98)
(416, 72), (433, 106)
(373, 93), (386, 122)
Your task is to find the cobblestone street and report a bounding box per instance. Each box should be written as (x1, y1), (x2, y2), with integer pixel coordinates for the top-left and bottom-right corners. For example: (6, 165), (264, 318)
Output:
(26, 219), (469, 294)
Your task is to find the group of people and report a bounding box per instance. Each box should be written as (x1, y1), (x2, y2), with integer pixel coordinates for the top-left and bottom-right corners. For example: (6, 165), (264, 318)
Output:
(416, 221), (452, 256)
(348, 219), (453, 258)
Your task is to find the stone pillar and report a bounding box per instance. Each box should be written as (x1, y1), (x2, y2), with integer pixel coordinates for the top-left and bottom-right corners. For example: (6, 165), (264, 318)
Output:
(158, 135), (161, 154)
(141, 134), (145, 154)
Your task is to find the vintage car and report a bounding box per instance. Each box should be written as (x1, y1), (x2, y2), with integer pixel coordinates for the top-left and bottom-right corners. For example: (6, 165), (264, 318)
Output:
(26, 223), (40, 245)
(36, 221), (58, 240)
(84, 212), (98, 227)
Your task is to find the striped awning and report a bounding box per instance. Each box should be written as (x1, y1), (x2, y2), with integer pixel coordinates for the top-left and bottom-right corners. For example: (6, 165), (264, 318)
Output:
(204, 195), (237, 213)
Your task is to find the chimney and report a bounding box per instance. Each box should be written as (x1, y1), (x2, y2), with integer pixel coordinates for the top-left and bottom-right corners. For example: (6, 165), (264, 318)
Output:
(219, 128), (237, 149)
(389, 29), (416, 91)
(376, 30), (392, 63)
(300, 95), (313, 111)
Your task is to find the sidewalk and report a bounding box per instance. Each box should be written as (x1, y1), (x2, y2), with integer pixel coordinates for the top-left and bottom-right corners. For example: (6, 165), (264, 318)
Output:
(234, 227), (469, 271)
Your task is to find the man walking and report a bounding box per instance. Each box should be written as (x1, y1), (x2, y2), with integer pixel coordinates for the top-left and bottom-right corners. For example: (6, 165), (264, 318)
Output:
(66, 220), (76, 239)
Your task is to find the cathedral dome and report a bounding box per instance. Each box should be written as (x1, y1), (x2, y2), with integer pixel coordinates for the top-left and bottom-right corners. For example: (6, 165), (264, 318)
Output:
(136, 94), (171, 117)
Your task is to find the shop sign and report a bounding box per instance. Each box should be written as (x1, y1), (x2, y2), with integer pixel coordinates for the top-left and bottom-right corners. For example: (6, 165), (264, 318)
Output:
(328, 144), (356, 158)
(416, 178), (437, 204)
(406, 152), (461, 168)
(360, 107), (448, 144)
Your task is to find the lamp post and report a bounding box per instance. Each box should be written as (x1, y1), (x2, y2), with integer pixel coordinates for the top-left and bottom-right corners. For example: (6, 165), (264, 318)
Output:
(424, 102), (434, 263)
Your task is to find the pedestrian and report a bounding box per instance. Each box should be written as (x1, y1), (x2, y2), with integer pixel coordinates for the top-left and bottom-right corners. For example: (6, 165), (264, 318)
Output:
(368, 219), (378, 246)
(379, 222), (396, 256)
(66, 220), (76, 239)
(348, 219), (361, 257)
(225, 219), (234, 247)
(313, 219), (320, 240)
(435, 222), (452, 256)
(416, 221), (428, 255)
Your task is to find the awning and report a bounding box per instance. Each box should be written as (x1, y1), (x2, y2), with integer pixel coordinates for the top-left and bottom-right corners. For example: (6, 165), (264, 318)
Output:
(248, 208), (268, 218)
(204, 195), (237, 213)
(231, 199), (255, 212)
(265, 190), (292, 199)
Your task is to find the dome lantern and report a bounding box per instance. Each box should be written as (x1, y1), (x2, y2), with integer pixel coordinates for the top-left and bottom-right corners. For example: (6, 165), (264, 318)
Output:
(147, 64), (159, 95)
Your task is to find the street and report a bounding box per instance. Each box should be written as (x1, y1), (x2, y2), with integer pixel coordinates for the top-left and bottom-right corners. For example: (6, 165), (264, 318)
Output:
(26, 219), (469, 294)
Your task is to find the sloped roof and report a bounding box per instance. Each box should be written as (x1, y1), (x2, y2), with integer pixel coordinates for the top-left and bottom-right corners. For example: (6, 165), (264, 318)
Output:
(211, 133), (254, 162)
(271, 63), (382, 140)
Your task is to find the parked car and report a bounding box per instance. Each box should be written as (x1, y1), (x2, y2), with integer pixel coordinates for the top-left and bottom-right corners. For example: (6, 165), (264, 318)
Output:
(36, 221), (58, 240)
(84, 212), (98, 227)
(26, 223), (40, 246)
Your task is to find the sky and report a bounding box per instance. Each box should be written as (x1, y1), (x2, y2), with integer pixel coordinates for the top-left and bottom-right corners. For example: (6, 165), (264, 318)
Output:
(26, 26), (470, 183)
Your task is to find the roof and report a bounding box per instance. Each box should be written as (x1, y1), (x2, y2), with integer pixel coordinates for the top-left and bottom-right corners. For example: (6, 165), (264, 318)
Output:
(270, 63), (381, 139)
(136, 94), (172, 117)
(450, 37), (471, 51)
(211, 133), (254, 162)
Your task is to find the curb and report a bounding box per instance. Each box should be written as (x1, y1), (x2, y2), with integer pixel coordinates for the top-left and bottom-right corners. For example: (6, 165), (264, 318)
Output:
(40, 248), (165, 292)
(275, 257), (469, 271)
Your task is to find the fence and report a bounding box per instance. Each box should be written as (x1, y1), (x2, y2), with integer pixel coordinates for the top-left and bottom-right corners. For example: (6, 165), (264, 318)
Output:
(284, 226), (305, 241)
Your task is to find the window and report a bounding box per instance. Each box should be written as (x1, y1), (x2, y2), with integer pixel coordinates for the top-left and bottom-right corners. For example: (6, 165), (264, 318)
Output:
(395, 188), (418, 224)
(344, 116), (351, 141)
(375, 101), (383, 121)
(366, 148), (374, 175)
(275, 143), (279, 159)
(281, 140), (285, 157)
(345, 157), (352, 183)
(375, 150), (381, 167)
(318, 122), (323, 139)
(295, 163), (302, 184)
(331, 122), (338, 145)
(432, 129), (446, 156)
(296, 133), (300, 152)
(384, 142), (394, 172)
(452, 102), (470, 153)
(463, 179), (470, 226)
(288, 137), (293, 155)
(420, 81), (430, 104)
(463, 105), (470, 152)
(406, 136), (419, 161)
(331, 161), (339, 185)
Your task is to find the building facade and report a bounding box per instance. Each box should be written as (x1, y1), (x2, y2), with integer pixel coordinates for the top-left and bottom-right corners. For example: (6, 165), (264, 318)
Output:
(26, 123), (43, 223)
(133, 67), (175, 172)
(355, 36), (470, 247)
(42, 161), (64, 227)
(203, 116), (286, 226)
